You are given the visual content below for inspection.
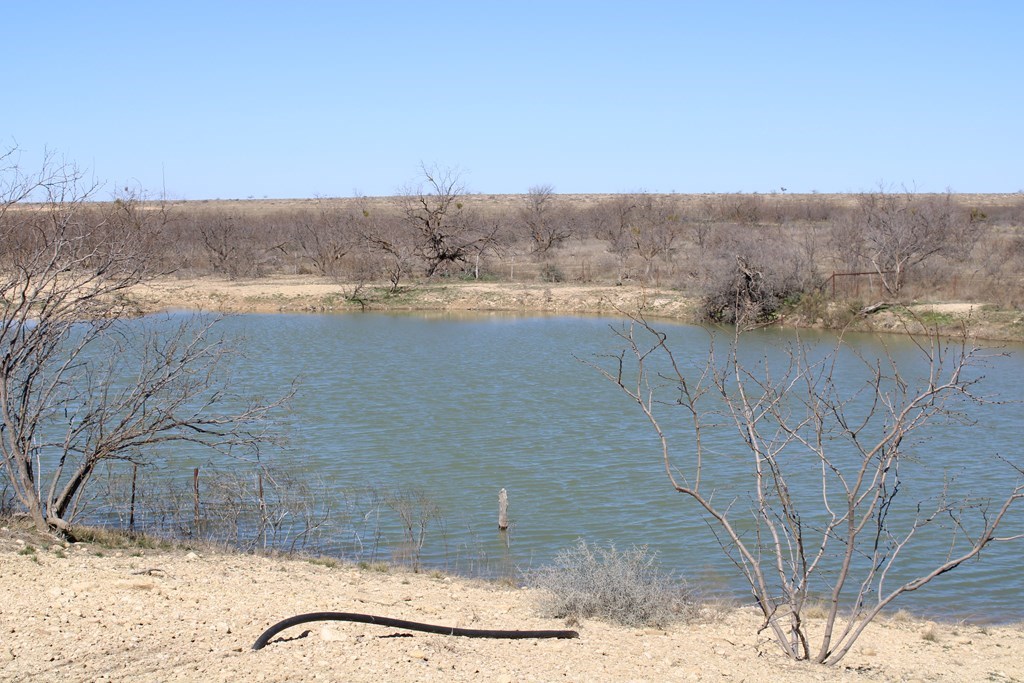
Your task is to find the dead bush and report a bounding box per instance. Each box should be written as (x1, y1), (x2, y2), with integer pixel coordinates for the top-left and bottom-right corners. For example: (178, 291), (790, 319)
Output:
(700, 255), (807, 328)
(530, 540), (696, 628)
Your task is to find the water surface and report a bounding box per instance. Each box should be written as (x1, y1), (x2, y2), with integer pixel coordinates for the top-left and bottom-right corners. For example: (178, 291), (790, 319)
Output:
(102, 312), (1024, 621)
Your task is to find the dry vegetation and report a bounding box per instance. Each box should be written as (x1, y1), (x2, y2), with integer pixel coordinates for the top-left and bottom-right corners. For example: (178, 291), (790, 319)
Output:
(8, 155), (1021, 333)
(119, 184), (1024, 336)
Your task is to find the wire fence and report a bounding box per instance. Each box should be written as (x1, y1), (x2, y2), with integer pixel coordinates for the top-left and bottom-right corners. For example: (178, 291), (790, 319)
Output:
(75, 462), (508, 576)
(822, 270), (895, 299)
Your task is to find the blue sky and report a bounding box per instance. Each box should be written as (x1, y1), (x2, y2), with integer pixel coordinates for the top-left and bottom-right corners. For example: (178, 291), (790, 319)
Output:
(4, 2), (1021, 199)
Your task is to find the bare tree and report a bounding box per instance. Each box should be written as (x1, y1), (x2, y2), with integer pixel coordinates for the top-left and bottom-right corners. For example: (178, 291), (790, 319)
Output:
(595, 314), (1023, 665)
(400, 164), (496, 277)
(195, 209), (289, 279)
(627, 194), (684, 284)
(837, 189), (970, 297)
(594, 195), (640, 283)
(0, 150), (285, 535)
(521, 184), (575, 254)
(364, 211), (417, 293)
(291, 200), (361, 278)
(195, 211), (257, 278)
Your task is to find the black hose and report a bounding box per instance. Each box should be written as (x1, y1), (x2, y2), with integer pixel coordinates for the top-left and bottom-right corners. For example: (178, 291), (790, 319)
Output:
(252, 611), (579, 650)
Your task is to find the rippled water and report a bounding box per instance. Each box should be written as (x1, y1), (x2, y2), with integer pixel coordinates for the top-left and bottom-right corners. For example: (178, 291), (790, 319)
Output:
(98, 312), (1024, 622)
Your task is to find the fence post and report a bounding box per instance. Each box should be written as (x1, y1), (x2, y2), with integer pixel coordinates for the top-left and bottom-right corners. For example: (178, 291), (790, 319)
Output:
(129, 463), (138, 532)
(193, 467), (201, 535)
(257, 470), (266, 547)
(498, 488), (509, 530)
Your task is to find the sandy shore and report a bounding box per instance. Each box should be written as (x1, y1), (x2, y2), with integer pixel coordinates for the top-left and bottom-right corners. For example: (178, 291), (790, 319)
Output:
(127, 276), (699, 320)
(126, 275), (1023, 342)
(1, 527), (1022, 683)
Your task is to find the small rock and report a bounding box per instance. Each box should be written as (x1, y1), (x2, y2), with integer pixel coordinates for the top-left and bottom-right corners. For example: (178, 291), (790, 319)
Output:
(320, 627), (343, 642)
(185, 552), (199, 560)
(409, 649), (428, 660)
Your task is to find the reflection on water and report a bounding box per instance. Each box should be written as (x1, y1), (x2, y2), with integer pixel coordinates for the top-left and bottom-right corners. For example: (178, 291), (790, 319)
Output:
(91, 312), (1024, 622)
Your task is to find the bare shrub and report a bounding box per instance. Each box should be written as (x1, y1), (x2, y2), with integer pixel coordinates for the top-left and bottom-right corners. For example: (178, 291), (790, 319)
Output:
(833, 189), (972, 297)
(385, 487), (443, 570)
(91, 462), (332, 554)
(0, 150), (288, 536)
(700, 255), (805, 328)
(520, 184), (577, 254)
(592, 195), (640, 283)
(531, 540), (696, 628)
(291, 202), (363, 278)
(596, 316), (1024, 664)
(698, 221), (824, 328)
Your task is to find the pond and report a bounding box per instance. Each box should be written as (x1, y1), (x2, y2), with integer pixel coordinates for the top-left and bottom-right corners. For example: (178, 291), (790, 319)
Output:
(92, 312), (1024, 622)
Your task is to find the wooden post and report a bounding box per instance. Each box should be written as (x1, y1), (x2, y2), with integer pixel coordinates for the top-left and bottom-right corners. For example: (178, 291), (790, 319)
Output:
(257, 470), (266, 546)
(498, 488), (509, 530)
(129, 463), (138, 532)
(193, 467), (201, 534)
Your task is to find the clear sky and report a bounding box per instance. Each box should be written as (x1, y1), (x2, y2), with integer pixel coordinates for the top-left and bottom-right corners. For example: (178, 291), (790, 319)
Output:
(4, 2), (1021, 199)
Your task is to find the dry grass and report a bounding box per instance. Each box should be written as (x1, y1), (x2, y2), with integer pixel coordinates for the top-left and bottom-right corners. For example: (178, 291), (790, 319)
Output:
(529, 539), (698, 628)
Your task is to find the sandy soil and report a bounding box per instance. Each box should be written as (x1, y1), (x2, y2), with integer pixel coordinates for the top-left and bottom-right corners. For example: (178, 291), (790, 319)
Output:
(127, 276), (698, 320)
(1, 528), (1021, 683)
(128, 275), (1024, 343)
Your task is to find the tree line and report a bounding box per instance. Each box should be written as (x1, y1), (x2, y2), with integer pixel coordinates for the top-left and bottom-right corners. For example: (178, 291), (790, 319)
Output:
(7, 164), (1023, 317)
(38, 166), (1022, 318)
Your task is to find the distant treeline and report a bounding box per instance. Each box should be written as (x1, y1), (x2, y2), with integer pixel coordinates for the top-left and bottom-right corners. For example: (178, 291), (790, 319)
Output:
(7, 171), (1024, 321)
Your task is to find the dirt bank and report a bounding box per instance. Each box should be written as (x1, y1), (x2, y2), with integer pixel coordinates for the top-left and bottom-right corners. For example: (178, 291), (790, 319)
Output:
(128, 276), (1024, 342)
(128, 276), (698, 320)
(1, 526), (1021, 682)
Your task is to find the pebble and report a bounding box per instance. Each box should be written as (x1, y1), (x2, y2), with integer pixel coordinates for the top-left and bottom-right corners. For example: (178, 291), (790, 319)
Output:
(320, 627), (343, 642)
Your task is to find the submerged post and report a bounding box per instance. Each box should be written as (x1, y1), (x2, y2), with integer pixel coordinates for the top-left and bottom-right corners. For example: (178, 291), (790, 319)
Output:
(193, 467), (201, 534)
(129, 463), (138, 532)
(498, 488), (509, 530)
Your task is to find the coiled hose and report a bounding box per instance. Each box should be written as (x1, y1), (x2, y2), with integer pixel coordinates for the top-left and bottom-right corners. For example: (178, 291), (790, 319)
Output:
(252, 611), (579, 650)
